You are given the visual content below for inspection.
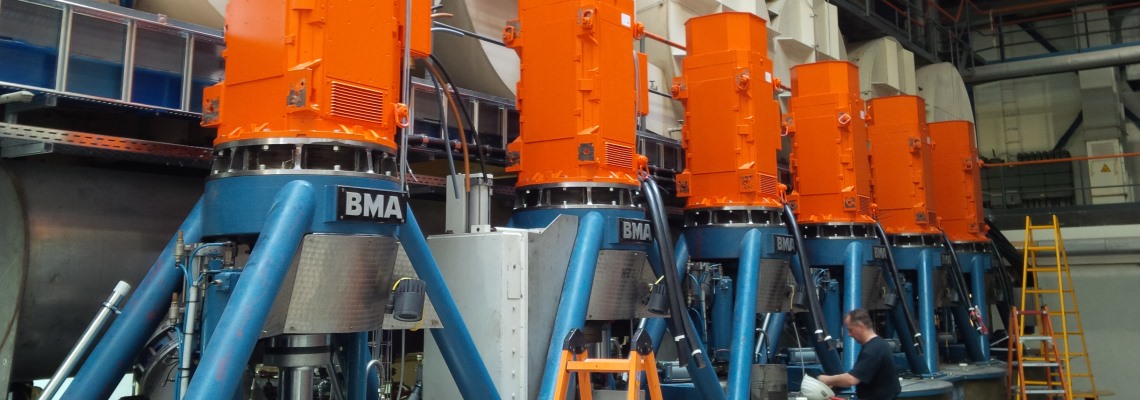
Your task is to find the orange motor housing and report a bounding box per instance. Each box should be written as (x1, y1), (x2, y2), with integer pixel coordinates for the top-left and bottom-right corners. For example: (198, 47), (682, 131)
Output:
(673, 12), (782, 209)
(505, 0), (646, 188)
(787, 61), (874, 224)
(929, 120), (989, 243)
(202, 0), (432, 150)
(867, 95), (939, 235)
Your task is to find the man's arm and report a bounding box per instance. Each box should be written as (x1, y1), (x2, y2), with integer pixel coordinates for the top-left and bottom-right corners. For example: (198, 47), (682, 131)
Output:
(818, 373), (860, 388)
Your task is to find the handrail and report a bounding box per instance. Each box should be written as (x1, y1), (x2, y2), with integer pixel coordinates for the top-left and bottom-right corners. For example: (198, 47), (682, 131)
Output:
(982, 152), (1140, 168)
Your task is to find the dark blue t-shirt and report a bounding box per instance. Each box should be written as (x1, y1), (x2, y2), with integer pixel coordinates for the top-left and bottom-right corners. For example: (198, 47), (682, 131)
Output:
(849, 336), (901, 400)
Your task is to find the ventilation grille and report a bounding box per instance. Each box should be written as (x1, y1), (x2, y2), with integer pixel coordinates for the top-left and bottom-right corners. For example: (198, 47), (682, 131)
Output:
(759, 174), (778, 197)
(605, 142), (634, 170)
(330, 82), (384, 125)
(859, 195), (872, 216)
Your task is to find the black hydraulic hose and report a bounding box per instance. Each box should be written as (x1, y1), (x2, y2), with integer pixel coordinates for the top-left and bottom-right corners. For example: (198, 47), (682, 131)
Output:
(640, 175), (706, 368)
(422, 63), (461, 199)
(871, 222), (924, 355)
(937, 229), (987, 333)
(780, 204), (831, 344)
(427, 54), (489, 176)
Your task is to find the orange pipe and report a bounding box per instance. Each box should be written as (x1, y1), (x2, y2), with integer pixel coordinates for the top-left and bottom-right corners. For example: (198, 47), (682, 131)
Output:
(982, 152), (1140, 167)
(643, 30), (686, 51)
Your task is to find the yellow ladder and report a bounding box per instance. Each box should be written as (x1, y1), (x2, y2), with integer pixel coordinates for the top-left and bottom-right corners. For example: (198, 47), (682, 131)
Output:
(553, 328), (663, 400)
(1020, 215), (1099, 400)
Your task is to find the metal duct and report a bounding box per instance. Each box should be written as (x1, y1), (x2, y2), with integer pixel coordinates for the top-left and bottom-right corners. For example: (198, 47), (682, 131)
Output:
(0, 161), (201, 383)
(963, 45), (1140, 84)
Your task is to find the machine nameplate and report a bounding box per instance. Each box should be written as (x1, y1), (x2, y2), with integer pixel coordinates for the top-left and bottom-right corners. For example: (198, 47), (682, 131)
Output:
(774, 234), (797, 253)
(336, 186), (407, 223)
(872, 246), (889, 260)
(618, 218), (653, 243)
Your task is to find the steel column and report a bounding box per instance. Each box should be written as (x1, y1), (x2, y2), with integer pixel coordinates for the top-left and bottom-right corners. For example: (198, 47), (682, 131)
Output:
(184, 181), (315, 400)
(917, 250), (940, 374)
(727, 229), (762, 400)
(344, 332), (369, 400)
(967, 254), (990, 361)
(398, 209), (500, 399)
(61, 197), (205, 400)
(841, 242), (865, 371)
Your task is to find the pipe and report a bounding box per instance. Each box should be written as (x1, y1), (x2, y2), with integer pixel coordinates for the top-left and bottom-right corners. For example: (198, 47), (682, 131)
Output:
(184, 181), (315, 400)
(178, 253), (201, 399)
(916, 250), (940, 375)
(963, 45), (1140, 84)
(62, 198), (205, 400)
(841, 243), (865, 371)
(536, 211), (605, 400)
(40, 281), (132, 400)
(753, 313), (772, 364)
(871, 223), (925, 361)
(711, 277), (733, 360)
(727, 230), (762, 400)
(344, 332), (369, 400)
(398, 209), (500, 399)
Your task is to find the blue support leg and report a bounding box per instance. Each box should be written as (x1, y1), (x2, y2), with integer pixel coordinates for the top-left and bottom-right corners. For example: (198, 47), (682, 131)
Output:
(184, 181), (315, 400)
(726, 230), (762, 400)
(917, 250), (939, 375)
(344, 332), (369, 400)
(969, 254), (991, 361)
(841, 242), (865, 371)
(62, 197), (206, 400)
(398, 209), (501, 399)
(536, 212), (605, 400)
(793, 257), (843, 375)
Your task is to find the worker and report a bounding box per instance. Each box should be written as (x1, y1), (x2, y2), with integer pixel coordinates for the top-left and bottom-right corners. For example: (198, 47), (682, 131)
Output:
(818, 308), (901, 400)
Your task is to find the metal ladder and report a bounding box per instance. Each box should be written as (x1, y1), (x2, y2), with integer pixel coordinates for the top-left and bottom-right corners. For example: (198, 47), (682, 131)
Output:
(1019, 215), (1099, 400)
(1008, 306), (1068, 399)
(553, 328), (663, 400)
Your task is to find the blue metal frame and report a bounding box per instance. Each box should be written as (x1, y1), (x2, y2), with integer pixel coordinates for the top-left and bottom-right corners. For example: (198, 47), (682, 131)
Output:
(726, 229), (762, 400)
(956, 251), (991, 362)
(893, 246), (944, 376)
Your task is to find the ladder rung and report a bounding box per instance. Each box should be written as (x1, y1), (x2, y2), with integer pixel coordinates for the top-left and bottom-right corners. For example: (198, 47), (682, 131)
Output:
(1067, 373), (1094, 378)
(1027, 224), (1058, 230)
(1019, 335), (1054, 342)
(1023, 288), (1074, 293)
(1025, 267), (1061, 272)
(1020, 380), (1061, 386)
(1024, 388), (1068, 395)
(565, 359), (634, 373)
(1015, 361), (1061, 367)
(1026, 246), (1058, 251)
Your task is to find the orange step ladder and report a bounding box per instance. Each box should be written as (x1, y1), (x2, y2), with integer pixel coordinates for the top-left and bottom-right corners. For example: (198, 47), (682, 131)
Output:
(1009, 306), (1069, 399)
(553, 328), (663, 400)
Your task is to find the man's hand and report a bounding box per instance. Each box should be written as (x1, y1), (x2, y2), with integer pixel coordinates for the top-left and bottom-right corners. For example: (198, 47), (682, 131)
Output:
(817, 373), (860, 388)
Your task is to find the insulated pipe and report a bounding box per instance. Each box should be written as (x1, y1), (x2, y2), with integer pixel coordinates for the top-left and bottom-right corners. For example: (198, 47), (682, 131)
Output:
(711, 277), (734, 359)
(916, 250), (940, 375)
(184, 181), (315, 400)
(535, 212), (605, 400)
(62, 198), (205, 400)
(398, 209), (501, 399)
(727, 230), (762, 400)
(963, 44), (1140, 84)
(841, 243), (865, 371)
(40, 281), (132, 400)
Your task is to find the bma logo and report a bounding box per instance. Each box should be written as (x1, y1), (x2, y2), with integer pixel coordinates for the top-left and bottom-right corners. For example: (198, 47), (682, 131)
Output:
(774, 234), (796, 253)
(872, 246), (889, 260)
(619, 218), (653, 243)
(337, 186), (407, 223)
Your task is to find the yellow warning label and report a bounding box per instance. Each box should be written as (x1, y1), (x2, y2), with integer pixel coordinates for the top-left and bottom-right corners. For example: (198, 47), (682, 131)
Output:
(1101, 164), (1112, 173)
